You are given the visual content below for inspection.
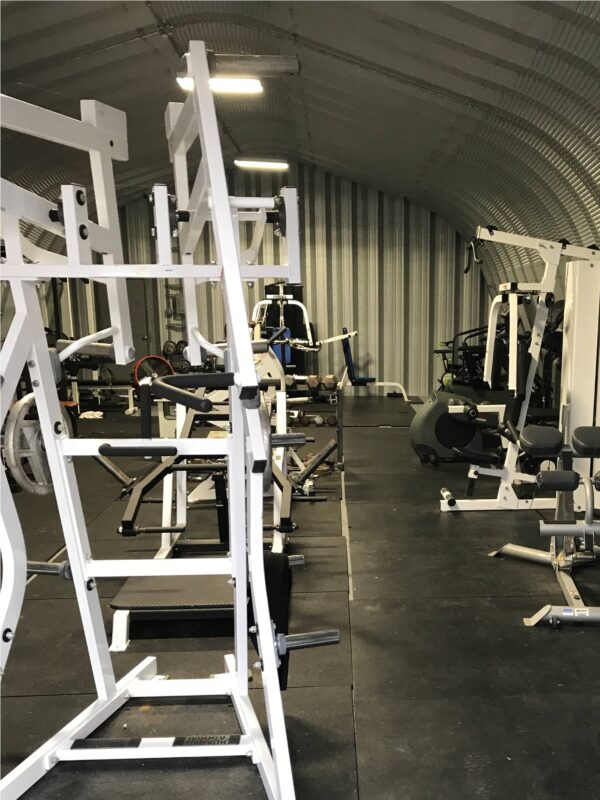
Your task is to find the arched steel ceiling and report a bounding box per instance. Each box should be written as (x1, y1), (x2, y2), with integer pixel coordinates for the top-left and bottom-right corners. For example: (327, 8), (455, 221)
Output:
(1, 0), (599, 285)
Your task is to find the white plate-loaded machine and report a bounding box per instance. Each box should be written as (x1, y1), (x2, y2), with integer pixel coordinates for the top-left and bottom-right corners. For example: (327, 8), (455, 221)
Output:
(0, 41), (338, 800)
(440, 227), (599, 513)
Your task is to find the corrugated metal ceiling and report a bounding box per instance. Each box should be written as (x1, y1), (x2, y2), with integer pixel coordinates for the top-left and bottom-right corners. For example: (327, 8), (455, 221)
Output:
(1, 0), (599, 284)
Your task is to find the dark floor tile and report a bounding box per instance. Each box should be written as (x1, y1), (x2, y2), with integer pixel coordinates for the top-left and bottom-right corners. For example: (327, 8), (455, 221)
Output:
(289, 536), (349, 594)
(349, 533), (576, 602)
(343, 462), (503, 505)
(354, 692), (600, 800)
(1, 693), (95, 773)
(342, 426), (409, 453)
(340, 396), (415, 427)
(291, 495), (342, 536)
(350, 595), (600, 699)
(254, 685), (358, 800)
(346, 502), (569, 600)
(20, 537), (65, 563)
(287, 592), (351, 688)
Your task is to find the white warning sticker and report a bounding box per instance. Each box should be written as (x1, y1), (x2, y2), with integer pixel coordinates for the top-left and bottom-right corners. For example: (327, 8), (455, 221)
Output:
(574, 608), (590, 617)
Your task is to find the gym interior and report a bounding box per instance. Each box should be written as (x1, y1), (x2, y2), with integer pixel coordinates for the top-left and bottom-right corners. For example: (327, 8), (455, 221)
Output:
(1, 3), (599, 799)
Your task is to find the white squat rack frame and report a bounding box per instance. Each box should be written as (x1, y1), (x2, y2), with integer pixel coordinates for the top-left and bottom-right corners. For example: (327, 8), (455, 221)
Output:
(0, 41), (304, 800)
(441, 226), (599, 513)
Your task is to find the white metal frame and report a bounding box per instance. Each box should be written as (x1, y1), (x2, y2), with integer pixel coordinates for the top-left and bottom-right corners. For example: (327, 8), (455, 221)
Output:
(1, 41), (298, 800)
(441, 228), (598, 512)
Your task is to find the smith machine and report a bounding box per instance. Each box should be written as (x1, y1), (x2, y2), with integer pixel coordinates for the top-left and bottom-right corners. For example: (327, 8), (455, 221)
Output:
(0, 41), (338, 800)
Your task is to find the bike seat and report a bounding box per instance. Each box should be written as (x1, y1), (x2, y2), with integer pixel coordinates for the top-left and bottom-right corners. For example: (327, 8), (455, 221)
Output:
(572, 426), (600, 457)
(519, 425), (563, 457)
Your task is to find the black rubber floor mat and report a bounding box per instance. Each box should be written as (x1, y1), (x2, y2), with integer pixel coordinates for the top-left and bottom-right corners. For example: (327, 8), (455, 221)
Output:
(342, 396), (415, 427)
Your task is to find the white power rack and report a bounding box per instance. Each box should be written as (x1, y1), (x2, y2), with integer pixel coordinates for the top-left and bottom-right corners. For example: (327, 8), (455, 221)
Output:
(0, 41), (318, 800)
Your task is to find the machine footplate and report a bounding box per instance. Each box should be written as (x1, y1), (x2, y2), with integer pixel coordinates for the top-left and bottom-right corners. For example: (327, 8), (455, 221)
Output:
(110, 575), (233, 613)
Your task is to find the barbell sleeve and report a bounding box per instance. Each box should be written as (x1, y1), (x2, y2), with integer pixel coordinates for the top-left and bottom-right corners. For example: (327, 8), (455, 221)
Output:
(272, 433), (306, 448)
(27, 560), (72, 580)
(276, 630), (341, 655)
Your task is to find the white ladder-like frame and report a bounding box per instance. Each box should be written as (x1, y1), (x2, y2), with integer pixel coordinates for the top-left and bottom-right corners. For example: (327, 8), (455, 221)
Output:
(0, 40), (297, 800)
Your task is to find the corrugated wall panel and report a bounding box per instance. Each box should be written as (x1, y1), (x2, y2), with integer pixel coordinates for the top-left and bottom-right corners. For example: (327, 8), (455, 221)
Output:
(121, 160), (485, 397)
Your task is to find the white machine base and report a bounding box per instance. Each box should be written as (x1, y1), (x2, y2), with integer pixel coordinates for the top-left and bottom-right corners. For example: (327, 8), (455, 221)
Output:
(0, 654), (283, 800)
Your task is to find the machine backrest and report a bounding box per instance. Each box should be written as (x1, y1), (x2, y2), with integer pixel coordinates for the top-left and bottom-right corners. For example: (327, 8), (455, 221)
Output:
(341, 327), (357, 384)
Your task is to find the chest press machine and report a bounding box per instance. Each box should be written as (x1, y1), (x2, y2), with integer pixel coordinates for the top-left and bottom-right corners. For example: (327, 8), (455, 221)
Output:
(0, 41), (338, 800)
(438, 228), (599, 513)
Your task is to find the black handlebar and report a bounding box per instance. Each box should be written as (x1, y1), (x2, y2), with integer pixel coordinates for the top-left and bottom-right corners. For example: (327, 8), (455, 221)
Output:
(161, 373), (235, 390)
(267, 326), (287, 346)
(465, 237), (483, 274)
(139, 371), (235, 438)
(99, 444), (178, 457)
(151, 378), (213, 413)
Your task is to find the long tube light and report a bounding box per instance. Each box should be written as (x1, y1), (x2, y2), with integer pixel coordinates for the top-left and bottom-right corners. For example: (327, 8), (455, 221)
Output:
(176, 75), (264, 94)
(234, 159), (289, 171)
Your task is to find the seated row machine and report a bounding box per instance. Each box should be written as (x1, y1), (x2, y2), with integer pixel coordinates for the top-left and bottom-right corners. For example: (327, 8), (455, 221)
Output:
(491, 425), (600, 626)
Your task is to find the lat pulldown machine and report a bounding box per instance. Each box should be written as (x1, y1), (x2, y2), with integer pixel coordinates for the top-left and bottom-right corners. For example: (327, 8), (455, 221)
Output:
(0, 41), (338, 800)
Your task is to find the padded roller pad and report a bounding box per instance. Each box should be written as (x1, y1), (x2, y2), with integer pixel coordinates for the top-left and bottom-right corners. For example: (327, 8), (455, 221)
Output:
(536, 470), (580, 492)
(572, 426), (600, 457)
(519, 425), (563, 457)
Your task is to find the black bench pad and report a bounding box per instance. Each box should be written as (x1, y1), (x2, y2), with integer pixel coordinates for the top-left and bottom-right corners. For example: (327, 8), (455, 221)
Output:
(572, 426), (600, 457)
(520, 425), (563, 457)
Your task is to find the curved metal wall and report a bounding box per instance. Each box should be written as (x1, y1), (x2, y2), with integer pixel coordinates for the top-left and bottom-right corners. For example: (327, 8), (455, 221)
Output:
(2, 1), (597, 290)
(122, 163), (487, 397)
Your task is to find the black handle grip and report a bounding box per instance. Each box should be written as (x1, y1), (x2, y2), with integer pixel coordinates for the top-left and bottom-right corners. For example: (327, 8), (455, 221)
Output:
(152, 378), (213, 412)
(161, 373), (235, 390)
(465, 237), (483, 274)
(99, 444), (178, 457)
(504, 421), (519, 444)
(536, 470), (580, 492)
(259, 378), (282, 389)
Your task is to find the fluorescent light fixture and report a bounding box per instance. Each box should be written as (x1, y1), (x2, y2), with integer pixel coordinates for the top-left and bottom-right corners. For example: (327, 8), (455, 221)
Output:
(176, 76), (264, 94)
(176, 75), (195, 92)
(209, 77), (263, 94)
(234, 159), (289, 171)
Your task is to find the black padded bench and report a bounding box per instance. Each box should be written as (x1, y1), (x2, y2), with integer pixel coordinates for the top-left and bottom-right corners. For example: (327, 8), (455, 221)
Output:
(520, 425), (600, 459)
(572, 426), (600, 457)
(520, 425), (563, 457)
(341, 326), (375, 387)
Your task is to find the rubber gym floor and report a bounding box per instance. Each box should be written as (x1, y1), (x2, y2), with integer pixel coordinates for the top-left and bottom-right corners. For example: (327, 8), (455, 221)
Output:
(2, 396), (599, 799)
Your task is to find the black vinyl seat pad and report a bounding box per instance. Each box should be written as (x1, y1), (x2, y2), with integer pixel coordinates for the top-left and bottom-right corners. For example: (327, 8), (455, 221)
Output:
(519, 425), (563, 457)
(572, 426), (600, 457)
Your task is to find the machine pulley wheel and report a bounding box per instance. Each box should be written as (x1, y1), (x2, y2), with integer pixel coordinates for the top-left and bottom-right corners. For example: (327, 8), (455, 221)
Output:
(131, 355), (175, 389)
(4, 394), (73, 495)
